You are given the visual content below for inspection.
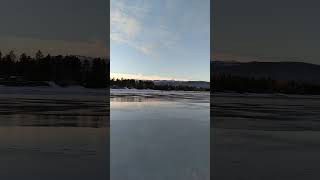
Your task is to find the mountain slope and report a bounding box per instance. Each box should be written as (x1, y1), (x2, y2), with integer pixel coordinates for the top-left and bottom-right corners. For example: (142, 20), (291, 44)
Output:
(211, 61), (320, 84)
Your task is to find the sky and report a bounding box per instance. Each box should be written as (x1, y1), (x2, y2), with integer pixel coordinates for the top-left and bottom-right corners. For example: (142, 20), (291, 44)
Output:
(212, 0), (320, 64)
(110, 0), (210, 81)
(0, 0), (109, 58)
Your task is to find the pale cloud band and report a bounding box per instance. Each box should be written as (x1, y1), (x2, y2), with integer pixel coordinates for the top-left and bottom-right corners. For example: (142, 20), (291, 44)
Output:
(111, 72), (194, 81)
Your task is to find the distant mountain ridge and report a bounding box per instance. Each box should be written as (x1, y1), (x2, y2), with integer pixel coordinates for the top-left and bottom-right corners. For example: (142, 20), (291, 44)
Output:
(153, 80), (210, 89)
(212, 61), (320, 84)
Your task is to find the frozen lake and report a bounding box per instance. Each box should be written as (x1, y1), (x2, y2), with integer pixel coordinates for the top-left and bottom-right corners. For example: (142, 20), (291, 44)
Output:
(0, 86), (210, 180)
(111, 89), (210, 180)
(212, 93), (320, 180)
(0, 86), (109, 180)
(3, 86), (319, 179)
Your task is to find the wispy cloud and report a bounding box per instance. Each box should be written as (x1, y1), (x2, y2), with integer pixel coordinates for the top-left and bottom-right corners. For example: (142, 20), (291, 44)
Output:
(110, 0), (178, 57)
(111, 0), (210, 81)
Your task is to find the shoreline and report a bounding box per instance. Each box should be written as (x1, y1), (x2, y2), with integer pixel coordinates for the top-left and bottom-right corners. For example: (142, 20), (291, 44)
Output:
(0, 84), (209, 92)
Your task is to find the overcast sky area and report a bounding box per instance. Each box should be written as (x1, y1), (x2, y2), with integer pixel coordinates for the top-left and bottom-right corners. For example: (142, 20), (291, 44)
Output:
(111, 0), (210, 81)
(213, 0), (320, 64)
(0, 0), (109, 58)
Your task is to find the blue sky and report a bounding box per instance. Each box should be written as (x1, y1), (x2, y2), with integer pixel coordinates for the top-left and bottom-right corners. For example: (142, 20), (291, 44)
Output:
(111, 0), (210, 81)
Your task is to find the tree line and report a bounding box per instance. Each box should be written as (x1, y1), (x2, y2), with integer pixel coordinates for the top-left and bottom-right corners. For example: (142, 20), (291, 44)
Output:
(212, 73), (320, 95)
(0, 50), (109, 88)
(111, 78), (209, 91)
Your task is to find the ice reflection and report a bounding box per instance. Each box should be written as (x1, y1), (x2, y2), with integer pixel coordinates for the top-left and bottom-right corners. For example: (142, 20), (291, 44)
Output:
(111, 90), (210, 180)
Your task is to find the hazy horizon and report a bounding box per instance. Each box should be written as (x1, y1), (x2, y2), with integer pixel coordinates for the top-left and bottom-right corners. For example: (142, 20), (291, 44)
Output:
(212, 53), (320, 65)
